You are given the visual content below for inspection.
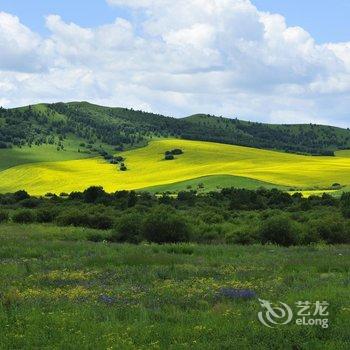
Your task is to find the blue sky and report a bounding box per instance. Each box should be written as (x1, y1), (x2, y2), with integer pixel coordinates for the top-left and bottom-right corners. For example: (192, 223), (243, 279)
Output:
(252, 0), (350, 43)
(1, 0), (349, 43)
(0, 0), (130, 34)
(0, 0), (349, 126)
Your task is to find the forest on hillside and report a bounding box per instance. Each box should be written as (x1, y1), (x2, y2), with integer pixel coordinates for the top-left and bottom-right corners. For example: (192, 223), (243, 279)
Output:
(1, 102), (350, 155)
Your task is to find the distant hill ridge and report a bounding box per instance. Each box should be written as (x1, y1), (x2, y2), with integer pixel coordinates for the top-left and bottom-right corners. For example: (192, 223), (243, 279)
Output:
(1, 101), (349, 156)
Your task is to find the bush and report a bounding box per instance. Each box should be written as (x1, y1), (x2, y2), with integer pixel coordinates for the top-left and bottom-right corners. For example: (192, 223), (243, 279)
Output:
(58, 210), (90, 227)
(88, 214), (114, 230)
(309, 217), (350, 244)
(36, 209), (57, 223)
(13, 190), (30, 202)
(111, 212), (143, 243)
(21, 198), (40, 208)
(164, 154), (174, 160)
(12, 210), (36, 224)
(57, 210), (113, 230)
(226, 226), (259, 245)
(143, 206), (190, 243)
(0, 211), (9, 223)
(259, 214), (300, 246)
(87, 233), (107, 242)
(83, 186), (105, 203)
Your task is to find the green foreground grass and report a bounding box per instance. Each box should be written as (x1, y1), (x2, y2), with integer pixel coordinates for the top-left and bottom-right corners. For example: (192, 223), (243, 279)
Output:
(0, 224), (349, 349)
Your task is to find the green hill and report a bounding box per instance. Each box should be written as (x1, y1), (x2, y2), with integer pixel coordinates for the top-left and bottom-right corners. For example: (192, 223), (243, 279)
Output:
(1, 102), (350, 157)
(2, 101), (350, 195)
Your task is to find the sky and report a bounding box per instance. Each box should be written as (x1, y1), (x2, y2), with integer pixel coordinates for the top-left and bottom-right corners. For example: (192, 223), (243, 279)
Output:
(0, 0), (349, 126)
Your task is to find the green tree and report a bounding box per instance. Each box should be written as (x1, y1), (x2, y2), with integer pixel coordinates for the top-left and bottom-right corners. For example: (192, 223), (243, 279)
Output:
(143, 205), (190, 243)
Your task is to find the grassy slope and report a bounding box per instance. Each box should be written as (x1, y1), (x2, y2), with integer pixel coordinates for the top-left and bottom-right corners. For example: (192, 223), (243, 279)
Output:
(0, 140), (92, 172)
(0, 224), (348, 349)
(1, 138), (350, 195)
(142, 175), (287, 193)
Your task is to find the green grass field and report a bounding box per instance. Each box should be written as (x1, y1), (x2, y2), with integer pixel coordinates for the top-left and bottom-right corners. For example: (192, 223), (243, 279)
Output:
(0, 142), (92, 172)
(0, 224), (348, 349)
(1, 138), (350, 195)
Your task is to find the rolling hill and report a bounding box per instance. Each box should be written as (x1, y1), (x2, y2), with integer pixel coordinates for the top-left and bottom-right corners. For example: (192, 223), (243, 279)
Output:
(0, 138), (349, 195)
(2, 102), (350, 196)
(2, 102), (350, 156)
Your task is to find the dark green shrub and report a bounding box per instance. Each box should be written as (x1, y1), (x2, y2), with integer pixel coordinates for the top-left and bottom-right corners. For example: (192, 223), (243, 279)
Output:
(310, 217), (350, 244)
(0, 211), (9, 223)
(13, 190), (30, 202)
(58, 210), (90, 227)
(12, 210), (36, 224)
(259, 214), (300, 246)
(164, 154), (174, 160)
(21, 198), (40, 208)
(57, 209), (113, 230)
(202, 226), (223, 242)
(171, 149), (183, 155)
(341, 192), (350, 218)
(115, 156), (124, 162)
(36, 209), (57, 223)
(143, 206), (190, 243)
(341, 207), (350, 219)
(226, 227), (259, 245)
(199, 212), (224, 224)
(83, 186), (105, 203)
(302, 227), (321, 245)
(87, 233), (107, 242)
(111, 212), (143, 243)
(88, 214), (114, 230)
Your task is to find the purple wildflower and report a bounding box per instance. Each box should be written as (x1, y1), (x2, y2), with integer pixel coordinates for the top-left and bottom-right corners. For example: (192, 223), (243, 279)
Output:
(99, 294), (116, 304)
(218, 288), (256, 299)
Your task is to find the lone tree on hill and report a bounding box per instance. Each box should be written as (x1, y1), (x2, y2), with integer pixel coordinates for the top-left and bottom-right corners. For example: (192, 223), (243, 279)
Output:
(164, 148), (183, 160)
(164, 153), (174, 160)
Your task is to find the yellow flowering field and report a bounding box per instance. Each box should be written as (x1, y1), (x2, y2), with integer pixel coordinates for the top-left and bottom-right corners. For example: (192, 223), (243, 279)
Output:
(1, 139), (350, 195)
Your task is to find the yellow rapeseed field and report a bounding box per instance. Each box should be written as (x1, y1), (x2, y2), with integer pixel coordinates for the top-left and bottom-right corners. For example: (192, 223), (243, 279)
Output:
(1, 138), (350, 195)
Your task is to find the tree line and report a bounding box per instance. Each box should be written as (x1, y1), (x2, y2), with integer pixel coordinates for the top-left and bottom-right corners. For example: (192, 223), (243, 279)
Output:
(1, 187), (349, 246)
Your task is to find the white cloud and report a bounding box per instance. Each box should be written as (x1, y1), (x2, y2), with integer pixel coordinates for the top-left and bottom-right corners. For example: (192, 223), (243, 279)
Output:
(0, 1), (350, 126)
(0, 12), (49, 72)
